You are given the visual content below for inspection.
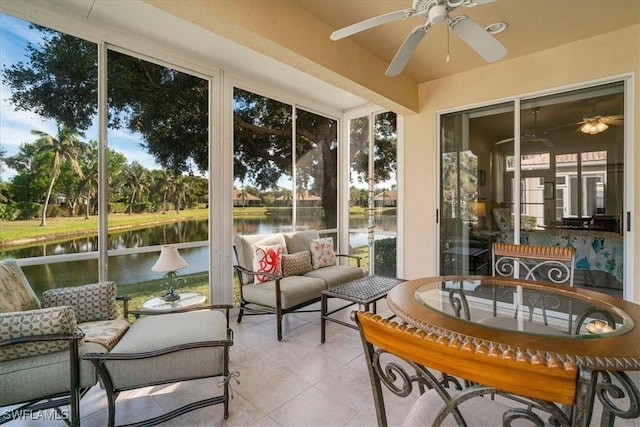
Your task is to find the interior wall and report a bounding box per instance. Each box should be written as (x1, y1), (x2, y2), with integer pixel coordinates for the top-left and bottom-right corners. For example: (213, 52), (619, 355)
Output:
(403, 24), (640, 302)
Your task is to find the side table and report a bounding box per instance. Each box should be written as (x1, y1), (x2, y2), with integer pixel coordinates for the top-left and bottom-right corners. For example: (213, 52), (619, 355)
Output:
(130, 291), (206, 317)
(443, 246), (489, 275)
(321, 275), (405, 343)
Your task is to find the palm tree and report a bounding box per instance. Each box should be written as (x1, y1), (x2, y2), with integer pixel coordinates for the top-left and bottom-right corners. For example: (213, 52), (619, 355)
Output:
(80, 153), (99, 219)
(156, 170), (175, 214)
(124, 162), (150, 215)
(32, 125), (87, 226)
(173, 175), (190, 214)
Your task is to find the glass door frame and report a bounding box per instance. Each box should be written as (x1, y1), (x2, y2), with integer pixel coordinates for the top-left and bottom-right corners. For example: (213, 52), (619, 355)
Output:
(436, 76), (634, 301)
(342, 105), (404, 278)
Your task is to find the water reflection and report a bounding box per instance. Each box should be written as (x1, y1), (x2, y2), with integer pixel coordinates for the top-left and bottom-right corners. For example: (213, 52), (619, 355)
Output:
(4, 214), (396, 294)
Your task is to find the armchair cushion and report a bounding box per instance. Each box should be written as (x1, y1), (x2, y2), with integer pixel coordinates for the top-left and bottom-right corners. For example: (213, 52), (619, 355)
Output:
(0, 260), (41, 312)
(102, 309), (229, 390)
(42, 281), (117, 323)
(0, 340), (103, 406)
(0, 306), (79, 362)
(284, 230), (320, 253)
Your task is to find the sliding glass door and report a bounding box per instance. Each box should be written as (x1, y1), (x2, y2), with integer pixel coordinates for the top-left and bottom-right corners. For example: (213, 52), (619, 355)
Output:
(439, 81), (627, 298)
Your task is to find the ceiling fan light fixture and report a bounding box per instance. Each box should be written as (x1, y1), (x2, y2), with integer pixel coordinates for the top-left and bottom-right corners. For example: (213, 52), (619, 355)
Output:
(429, 4), (448, 24)
(580, 118), (608, 135)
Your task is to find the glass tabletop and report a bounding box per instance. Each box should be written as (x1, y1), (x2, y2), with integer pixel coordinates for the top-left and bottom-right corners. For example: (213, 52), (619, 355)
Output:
(413, 278), (634, 338)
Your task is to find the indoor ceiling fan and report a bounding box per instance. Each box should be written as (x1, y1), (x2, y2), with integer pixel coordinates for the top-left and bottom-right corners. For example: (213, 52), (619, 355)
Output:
(330, 0), (508, 77)
(494, 108), (553, 147)
(573, 114), (624, 135)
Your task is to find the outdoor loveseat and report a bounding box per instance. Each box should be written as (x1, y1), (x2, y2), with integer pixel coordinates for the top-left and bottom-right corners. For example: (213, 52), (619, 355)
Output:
(233, 230), (363, 340)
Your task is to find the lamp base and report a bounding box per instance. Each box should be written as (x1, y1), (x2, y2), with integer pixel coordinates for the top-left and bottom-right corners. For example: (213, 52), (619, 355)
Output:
(162, 292), (181, 302)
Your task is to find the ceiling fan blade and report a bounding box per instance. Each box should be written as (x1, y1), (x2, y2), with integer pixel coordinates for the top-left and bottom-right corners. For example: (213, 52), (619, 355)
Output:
(385, 25), (429, 77)
(330, 9), (416, 41)
(463, 0), (496, 5)
(494, 137), (514, 146)
(450, 15), (507, 62)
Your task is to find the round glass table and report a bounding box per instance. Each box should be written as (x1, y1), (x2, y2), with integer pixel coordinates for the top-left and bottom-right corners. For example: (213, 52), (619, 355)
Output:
(141, 291), (206, 312)
(386, 276), (640, 426)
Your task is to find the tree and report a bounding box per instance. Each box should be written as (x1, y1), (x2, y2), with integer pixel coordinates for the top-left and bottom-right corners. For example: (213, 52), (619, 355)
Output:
(0, 146), (6, 181)
(31, 124), (87, 225)
(2, 26), (98, 130)
(123, 162), (150, 214)
(79, 143), (99, 219)
(6, 142), (49, 203)
(173, 175), (189, 214)
(153, 170), (175, 214)
(2, 26), (398, 225)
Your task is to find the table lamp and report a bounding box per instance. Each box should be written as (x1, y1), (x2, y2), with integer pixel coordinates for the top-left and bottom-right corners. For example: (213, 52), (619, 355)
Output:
(151, 245), (188, 301)
(469, 201), (487, 230)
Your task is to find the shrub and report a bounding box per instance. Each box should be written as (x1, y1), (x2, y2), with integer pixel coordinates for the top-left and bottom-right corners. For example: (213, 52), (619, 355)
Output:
(374, 237), (397, 277)
(108, 202), (127, 214)
(46, 204), (64, 218)
(15, 202), (42, 220)
(0, 203), (19, 221)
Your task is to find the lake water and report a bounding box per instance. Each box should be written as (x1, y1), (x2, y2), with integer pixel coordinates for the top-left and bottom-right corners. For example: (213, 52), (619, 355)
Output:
(2, 214), (396, 295)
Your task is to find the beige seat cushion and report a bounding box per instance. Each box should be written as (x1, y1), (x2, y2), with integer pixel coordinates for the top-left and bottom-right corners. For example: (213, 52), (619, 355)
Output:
(283, 230), (320, 253)
(304, 265), (364, 288)
(105, 310), (228, 390)
(0, 260), (41, 312)
(242, 276), (327, 309)
(0, 340), (103, 406)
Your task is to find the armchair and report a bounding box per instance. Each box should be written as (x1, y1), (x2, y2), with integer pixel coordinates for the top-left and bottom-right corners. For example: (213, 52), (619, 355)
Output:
(0, 260), (130, 426)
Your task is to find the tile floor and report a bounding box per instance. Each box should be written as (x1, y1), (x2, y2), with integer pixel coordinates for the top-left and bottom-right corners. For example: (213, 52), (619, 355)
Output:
(5, 298), (640, 426)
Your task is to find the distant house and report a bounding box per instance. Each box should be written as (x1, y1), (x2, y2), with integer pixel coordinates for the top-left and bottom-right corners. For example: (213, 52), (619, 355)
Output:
(274, 190), (321, 207)
(374, 190), (397, 207)
(233, 189), (261, 207)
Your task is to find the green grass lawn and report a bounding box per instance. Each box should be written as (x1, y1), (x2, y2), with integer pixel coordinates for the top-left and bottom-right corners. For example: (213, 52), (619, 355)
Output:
(0, 209), (211, 246)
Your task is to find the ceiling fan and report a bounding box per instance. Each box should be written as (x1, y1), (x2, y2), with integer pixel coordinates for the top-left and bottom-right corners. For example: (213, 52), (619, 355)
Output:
(573, 114), (624, 135)
(494, 108), (553, 147)
(330, 0), (508, 77)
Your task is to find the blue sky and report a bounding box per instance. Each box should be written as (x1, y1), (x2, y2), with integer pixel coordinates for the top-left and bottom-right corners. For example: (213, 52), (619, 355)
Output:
(0, 13), (160, 181)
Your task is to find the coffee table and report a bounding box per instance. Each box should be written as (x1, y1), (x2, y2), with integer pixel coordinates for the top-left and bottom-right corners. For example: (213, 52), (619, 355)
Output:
(320, 275), (405, 343)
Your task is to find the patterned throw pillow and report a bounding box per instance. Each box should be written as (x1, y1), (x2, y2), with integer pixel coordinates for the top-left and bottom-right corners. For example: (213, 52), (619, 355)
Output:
(310, 237), (336, 269)
(282, 251), (313, 277)
(0, 306), (80, 362)
(253, 244), (283, 283)
(42, 281), (117, 323)
(492, 208), (512, 232)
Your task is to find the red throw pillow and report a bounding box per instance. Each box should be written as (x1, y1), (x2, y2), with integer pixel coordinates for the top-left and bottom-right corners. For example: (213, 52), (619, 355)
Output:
(253, 244), (283, 283)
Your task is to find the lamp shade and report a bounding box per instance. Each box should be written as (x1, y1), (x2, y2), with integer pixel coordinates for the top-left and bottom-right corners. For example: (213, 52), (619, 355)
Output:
(469, 202), (487, 217)
(151, 245), (188, 272)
